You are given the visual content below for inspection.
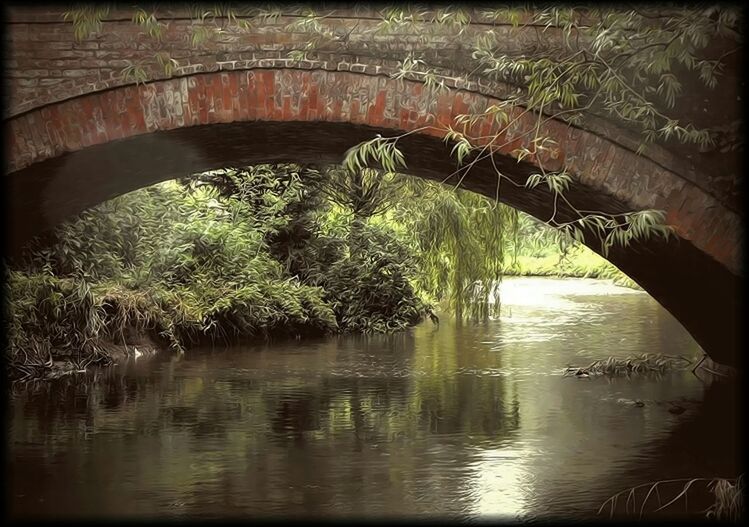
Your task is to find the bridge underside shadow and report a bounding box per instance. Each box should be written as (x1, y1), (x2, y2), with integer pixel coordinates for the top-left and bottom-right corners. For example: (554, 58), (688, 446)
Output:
(5, 120), (741, 367)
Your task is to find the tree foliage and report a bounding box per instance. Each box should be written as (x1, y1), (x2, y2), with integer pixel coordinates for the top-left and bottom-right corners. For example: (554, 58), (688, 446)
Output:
(391, 181), (517, 320)
(8, 164), (452, 377)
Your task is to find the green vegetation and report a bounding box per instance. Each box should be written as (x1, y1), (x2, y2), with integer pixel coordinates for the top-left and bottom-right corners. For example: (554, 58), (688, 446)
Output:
(506, 248), (639, 288)
(503, 212), (642, 288)
(7, 168), (342, 380)
(6, 164), (639, 380)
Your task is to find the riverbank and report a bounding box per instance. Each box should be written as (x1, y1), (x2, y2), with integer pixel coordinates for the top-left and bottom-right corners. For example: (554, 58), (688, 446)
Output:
(5, 167), (430, 381)
(6, 273), (636, 383)
(503, 244), (641, 289)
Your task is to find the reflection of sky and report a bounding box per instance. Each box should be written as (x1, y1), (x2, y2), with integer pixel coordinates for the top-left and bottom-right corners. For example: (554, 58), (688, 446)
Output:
(498, 276), (644, 303)
(478, 374), (705, 518)
(465, 447), (534, 518)
(497, 277), (644, 333)
(485, 277), (702, 369)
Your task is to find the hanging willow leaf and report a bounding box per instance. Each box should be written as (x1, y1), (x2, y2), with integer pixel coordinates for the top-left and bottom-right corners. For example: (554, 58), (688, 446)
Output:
(120, 61), (149, 85)
(132, 8), (165, 40)
(55, 4), (732, 256)
(155, 53), (179, 76)
(343, 136), (407, 174)
(63, 5), (110, 41)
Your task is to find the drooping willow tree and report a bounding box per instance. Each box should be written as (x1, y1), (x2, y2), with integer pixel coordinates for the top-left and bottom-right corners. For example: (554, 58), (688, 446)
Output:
(391, 180), (518, 321)
(315, 165), (517, 319)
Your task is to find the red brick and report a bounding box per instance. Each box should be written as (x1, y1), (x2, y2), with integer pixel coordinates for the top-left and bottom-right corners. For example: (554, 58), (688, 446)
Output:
(125, 87), (147, 134)
(4, 63), (740, 279)
(350, 99), (360, 122)
(282, 96), (292, 120)
(245, 72), (257, 121)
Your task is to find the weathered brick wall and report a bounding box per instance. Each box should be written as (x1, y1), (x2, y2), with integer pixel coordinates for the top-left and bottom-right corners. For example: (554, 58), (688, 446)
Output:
(6, 67), (742, 278)
(5, 6), (540, 117)
(5, 6), (742, 209)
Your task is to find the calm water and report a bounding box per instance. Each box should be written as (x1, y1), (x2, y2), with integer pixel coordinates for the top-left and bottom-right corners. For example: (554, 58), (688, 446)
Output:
(7, 277), (740, 520)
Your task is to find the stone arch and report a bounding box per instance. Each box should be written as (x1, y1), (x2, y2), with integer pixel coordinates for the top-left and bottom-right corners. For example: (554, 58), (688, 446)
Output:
(4, 68), (741, 367)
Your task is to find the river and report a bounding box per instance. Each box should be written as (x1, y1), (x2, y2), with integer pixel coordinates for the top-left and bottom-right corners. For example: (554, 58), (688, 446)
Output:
(7, 277), (740, 520)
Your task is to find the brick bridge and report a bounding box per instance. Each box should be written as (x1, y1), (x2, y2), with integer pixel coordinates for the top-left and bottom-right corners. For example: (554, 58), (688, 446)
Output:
(4, 7), (743, 366)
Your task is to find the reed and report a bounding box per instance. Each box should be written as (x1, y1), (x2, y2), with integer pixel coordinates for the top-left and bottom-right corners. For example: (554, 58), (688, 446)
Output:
(598, 475), (743, 520)
(707, 474), (743, 521)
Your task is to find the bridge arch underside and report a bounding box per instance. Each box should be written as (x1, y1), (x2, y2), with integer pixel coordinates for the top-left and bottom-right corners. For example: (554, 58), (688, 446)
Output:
(4, 70), (741, 368)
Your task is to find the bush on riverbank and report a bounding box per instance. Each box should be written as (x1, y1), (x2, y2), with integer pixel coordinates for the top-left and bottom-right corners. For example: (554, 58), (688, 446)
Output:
(6, 166), (432, 378)
(321, 221), (429, 333)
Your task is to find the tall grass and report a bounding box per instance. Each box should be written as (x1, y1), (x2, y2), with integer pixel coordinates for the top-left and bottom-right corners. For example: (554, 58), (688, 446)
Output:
(599, 475), (743, 520)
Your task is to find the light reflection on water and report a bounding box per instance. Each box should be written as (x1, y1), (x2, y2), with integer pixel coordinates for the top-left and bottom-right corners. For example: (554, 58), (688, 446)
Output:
(8, 277), (738, 520)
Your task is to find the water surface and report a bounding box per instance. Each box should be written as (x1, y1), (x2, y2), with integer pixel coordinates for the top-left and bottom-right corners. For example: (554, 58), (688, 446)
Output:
(8, 277), (739, 520)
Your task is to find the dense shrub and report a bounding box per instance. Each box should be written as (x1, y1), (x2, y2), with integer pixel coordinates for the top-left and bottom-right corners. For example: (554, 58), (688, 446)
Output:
(321, 222), (428, 333)
(6, 165), (430, 377)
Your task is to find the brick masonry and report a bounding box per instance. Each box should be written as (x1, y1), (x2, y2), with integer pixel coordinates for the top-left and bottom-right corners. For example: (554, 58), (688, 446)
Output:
(4, 6), (740, 199)
(5, 67), (742, 278)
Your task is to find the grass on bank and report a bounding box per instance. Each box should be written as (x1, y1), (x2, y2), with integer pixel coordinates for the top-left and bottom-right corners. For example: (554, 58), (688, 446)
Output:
(5, 168), (428, 379)
(504, 244), (640, 289)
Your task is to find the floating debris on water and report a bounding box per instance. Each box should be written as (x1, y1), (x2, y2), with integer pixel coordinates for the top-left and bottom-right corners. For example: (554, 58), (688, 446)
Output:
(563, 354), (692, 378)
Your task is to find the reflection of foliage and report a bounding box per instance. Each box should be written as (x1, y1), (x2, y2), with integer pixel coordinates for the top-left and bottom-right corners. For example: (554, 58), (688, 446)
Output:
(8, 322), (524, 513)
